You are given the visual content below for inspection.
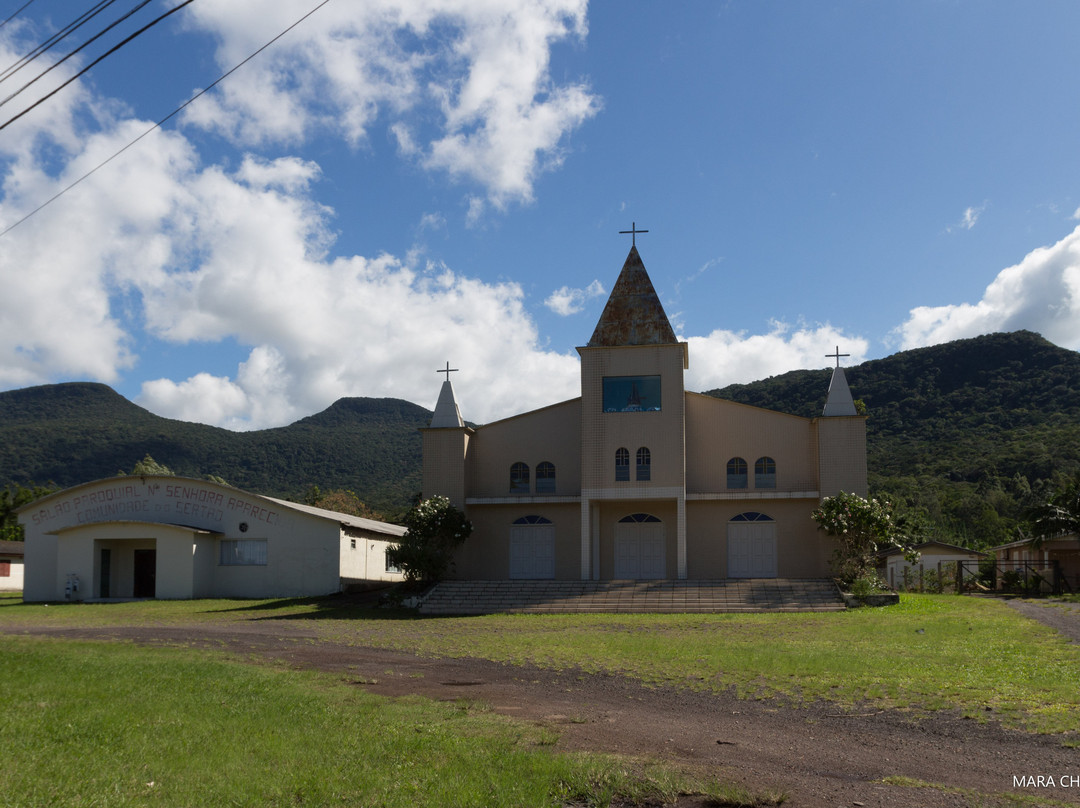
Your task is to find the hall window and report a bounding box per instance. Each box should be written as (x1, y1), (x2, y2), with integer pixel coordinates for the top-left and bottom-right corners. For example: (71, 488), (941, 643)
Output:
(220, 539), (267, 566)
(615, 448), (630, 481)
(726, 457), (748, 489)
(0, 560), (9, 577)
(536, 461), (556, 494)
(755, 456), (777, 489)
(636, 447), (651, 481)
(510, 462), (530, 494)
(602, 375), (661, 412)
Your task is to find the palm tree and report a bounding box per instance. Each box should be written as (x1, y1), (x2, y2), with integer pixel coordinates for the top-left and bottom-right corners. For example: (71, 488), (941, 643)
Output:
(1026, 478), (1080, 548)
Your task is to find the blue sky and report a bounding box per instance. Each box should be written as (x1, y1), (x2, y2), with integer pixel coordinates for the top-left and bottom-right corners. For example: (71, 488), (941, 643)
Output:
(2, 1), (1080, 429)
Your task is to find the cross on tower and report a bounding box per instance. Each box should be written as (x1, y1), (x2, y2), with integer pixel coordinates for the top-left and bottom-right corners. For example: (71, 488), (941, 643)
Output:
(437, 361), (459, 382)
(826, 346), (850, 368)
(618, 221), (649, 246)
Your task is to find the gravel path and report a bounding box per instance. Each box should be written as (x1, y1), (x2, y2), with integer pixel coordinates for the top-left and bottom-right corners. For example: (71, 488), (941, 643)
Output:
(7, 612), (1079, 808)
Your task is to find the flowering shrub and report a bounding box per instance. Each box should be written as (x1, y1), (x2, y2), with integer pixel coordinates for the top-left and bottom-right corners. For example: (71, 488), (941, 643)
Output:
(811, 491), (898, 587)
(386, 496), (472, 584)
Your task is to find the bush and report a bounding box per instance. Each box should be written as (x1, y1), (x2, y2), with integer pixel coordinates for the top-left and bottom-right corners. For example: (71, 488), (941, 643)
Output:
(385, 496), (472, 585)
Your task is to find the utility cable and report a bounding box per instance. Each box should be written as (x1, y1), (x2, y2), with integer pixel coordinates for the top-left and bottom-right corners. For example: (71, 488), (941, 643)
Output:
(1, 0), (156, 109)
(0, 0), (118, 85)
(0, 0), (39, 31)
(0, 0), (332, 238)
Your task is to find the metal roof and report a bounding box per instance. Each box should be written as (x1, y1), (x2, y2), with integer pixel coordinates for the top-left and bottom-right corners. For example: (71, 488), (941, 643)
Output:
(587, 246), (678, 347)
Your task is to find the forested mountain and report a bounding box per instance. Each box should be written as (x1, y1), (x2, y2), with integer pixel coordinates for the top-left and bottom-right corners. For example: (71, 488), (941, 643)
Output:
(0, 383), (426, 516)
(707, 330), (1080, 548)
(3, 330), (1078, 547)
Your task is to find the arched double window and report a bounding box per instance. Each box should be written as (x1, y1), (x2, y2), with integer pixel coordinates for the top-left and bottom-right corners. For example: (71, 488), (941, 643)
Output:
(754, 456), (776, 489)
(636, 447), (651, 481)
(512, 515), (552, 525)
(619, 512), (661, 523)
(510, 462), (530, 494)
(536, 461), (556, 494)
(615, 448), (630, 481)
(726, 457), (748, 489)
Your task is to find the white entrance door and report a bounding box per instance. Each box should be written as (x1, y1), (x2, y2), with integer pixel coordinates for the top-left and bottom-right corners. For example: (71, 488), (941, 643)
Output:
(509, 524), (555, 579)
(614, 522), (666, 579)
(727, 521), (778, 578)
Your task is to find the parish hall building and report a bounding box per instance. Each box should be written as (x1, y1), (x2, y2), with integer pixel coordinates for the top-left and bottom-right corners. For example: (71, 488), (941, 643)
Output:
(423, 245), (867, 582)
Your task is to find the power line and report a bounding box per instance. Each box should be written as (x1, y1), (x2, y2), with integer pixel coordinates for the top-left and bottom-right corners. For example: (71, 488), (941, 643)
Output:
(0, 0), (39, 31)
(0, 0), (164, 116)
(0, 0), (120, 86)
(0, 0), (333, 238)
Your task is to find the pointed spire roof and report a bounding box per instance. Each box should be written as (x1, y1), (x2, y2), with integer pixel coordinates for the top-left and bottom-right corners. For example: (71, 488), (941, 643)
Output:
(429, 380), (464, 428)
(823, 367), (858, 416)
(588, 246), (678, 347)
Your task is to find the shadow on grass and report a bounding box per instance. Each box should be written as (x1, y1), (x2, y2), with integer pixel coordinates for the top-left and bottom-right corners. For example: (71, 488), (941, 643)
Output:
(201, 588), (427, 622)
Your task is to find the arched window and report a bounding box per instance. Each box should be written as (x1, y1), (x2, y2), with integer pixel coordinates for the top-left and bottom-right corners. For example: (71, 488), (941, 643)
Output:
(536, 461), (556, 494)
(619, 512), (661, 523)
(510, 462), (530, 494)
(754, 456), (776, 489)
(512, 515), (553, 525)
(615, 448), (630, 481)
(730, 511), (774, 522)
(726, 457), (748, 489)
(636, 447), (651, 481)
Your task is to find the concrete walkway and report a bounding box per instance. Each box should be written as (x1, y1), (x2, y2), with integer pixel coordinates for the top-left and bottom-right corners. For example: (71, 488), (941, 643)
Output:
(418, 578), (845, 615)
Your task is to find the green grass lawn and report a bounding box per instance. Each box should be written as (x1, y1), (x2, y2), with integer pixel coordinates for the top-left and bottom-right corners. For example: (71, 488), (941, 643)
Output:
(0, 634), (762, 808)
(1, 591), (1079, 807)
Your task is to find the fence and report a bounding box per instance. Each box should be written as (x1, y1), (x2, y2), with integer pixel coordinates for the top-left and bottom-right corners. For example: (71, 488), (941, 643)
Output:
(955, 559), (1065, 596)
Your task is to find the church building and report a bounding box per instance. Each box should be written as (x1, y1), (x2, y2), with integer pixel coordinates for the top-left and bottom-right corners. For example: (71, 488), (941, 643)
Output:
(423, 244), (866, 581)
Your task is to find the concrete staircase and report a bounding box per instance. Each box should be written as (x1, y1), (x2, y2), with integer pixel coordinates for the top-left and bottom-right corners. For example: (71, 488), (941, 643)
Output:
(418, 578), (845, 615)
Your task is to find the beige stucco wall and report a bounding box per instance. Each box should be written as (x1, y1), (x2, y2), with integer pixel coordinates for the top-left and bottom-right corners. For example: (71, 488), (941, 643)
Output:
(579, 344), (687, 491)
(451, 503), (582, 580)
(421, 428), (472, 509)
(684, 499), (831, 579)
(339, 530), (406, 583)
(463, 400), (581, 498)
(815, 416), (868, 497)
(685, 393), (818, 494)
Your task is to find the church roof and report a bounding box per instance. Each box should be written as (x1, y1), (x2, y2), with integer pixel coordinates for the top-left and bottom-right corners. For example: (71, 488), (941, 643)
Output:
(587, 246), (678, 347)
(822, 366), (858, 416)
(429, 380), (465, 428)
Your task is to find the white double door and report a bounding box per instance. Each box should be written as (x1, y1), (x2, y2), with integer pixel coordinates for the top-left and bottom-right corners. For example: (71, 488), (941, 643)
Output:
(509, 524), (555, 579)
(727, 521), (778, 578)
(614, 522), (666, 579)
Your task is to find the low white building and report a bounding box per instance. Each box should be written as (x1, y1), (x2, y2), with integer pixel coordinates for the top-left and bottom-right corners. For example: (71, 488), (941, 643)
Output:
(18, 476), (405, 602)
(0, 540), (25, 591)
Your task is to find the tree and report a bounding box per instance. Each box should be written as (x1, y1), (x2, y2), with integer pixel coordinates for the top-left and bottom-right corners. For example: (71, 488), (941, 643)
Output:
(811, 491), (902, 588)
(385, 496), (472, 585)
(303, 486), (385, 522)
(0, 483), (58, 542)
(1025, 477), (1080, 548)
(123, 454), (175, 476)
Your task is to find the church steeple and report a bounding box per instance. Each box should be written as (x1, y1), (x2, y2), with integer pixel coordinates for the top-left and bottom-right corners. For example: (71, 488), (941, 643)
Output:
(429, 361), (465, 428)
(588, 246), (678, 347)
(822, 348), (857, 416)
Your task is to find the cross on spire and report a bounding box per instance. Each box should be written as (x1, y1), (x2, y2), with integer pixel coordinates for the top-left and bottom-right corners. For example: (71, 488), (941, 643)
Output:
(437, 361), (458, 382)
(619, 221), (649, 246)
(826, 346), (850, 368)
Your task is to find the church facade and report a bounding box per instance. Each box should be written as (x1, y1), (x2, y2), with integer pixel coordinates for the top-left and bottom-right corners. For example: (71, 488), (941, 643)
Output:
(423, 246), (867, 581)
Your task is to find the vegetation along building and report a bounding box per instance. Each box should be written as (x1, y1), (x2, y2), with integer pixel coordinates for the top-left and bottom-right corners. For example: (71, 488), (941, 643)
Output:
(18, 476), (405, 601)
(423, 246), (868, 581)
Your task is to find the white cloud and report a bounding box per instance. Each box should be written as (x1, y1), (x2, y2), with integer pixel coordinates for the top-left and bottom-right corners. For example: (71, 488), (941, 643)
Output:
(895, 224), (1080, 351)
(544, 279), (604, 316)
(684, 321), (870, 392)
(181, 0), (599, 207)
(947, 202), (988, 233)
